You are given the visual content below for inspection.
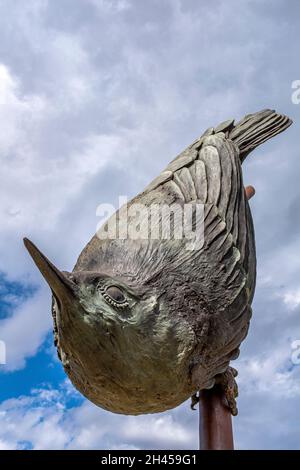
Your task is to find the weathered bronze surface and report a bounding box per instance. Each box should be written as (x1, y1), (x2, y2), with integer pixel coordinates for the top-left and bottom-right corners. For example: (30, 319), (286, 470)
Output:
(24, 109), (292, 415)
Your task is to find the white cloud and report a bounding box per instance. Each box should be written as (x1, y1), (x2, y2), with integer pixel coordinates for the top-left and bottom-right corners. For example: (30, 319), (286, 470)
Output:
(0, 384), (198, 450)
(0, 286), (51, 371)
(238, 349), (300, 398)
(88, 0), (131, 14)
(0, 389), (69, 450)
(282, 288), (300, 310)
(120, 415), (193, 447)
(0, 63), (47, 156)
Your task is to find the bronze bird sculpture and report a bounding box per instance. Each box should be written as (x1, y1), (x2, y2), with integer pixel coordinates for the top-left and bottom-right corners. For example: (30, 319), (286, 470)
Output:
(24, 109), (292, 416)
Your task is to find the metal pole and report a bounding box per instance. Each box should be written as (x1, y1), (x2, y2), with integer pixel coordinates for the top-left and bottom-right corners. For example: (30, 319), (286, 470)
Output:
(199, 385), (234, 450)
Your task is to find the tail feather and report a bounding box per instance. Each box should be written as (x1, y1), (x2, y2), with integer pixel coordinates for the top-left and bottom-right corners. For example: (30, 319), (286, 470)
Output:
(228, 109), (292, 162)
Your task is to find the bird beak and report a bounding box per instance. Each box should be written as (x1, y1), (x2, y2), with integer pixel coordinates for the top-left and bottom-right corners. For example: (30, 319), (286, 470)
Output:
(23, 238), (76, 305)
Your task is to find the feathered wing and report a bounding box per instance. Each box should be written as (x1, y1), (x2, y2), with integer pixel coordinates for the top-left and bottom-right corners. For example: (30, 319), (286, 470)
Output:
(140, 110), (291, 353)
(143, 124), (254, 311)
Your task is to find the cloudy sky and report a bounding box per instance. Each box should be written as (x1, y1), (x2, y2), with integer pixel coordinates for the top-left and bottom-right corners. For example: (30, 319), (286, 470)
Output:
(0, 0), (300, 450)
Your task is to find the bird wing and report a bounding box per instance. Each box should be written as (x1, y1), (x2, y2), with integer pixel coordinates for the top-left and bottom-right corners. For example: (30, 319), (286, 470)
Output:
(144, 124), (255, 290)
(139, 124), (255, 352)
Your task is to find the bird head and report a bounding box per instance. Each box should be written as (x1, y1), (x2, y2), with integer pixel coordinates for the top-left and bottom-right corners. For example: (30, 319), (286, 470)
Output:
(23, 238), (195, 414)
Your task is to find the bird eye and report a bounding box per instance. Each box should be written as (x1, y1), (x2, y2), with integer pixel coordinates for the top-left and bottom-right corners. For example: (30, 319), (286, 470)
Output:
(106, 286), (125, 302)
(102, 285), (129, 309)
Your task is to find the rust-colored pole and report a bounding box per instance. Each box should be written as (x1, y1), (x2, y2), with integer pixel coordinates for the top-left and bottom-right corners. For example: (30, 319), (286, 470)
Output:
(199, 385), (234, 450)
